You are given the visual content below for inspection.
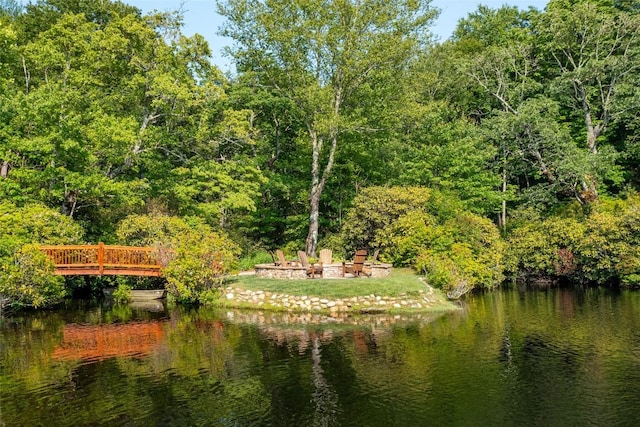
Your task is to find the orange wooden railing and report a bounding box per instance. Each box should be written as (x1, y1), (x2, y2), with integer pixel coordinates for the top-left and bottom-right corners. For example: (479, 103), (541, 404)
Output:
(40, 243), (168, 277)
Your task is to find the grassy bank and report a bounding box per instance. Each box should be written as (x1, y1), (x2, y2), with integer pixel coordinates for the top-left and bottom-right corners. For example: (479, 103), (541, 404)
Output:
(224, 268), (457, 312)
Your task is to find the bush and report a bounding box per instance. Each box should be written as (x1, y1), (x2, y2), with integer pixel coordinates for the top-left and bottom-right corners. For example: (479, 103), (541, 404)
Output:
(116, 213), (240, 304)
(341, 186), (504, 298)
(504, 195), (640, 286)
(504, 216), (585, 280)
(237, 251), (273, 271)
(0, 202), (84, 258)
(0, 202), (84, 308)
(0, 244), (66, 309)
(414, 214), (504, 299)
(380, 211), (438, 266)
(341, 186), (432, 255)
(577, 196), (640, 285)
(112, 282), (133, 304)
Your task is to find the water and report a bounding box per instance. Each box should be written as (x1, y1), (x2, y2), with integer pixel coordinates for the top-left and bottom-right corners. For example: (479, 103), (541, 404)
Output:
(2, 285), (640, 426)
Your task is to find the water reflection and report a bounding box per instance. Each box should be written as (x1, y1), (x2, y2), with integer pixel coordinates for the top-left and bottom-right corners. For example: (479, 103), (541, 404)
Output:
(53, 321), (165, 362)
(128, 300), (166, 312)
(3, 287), (640, 426)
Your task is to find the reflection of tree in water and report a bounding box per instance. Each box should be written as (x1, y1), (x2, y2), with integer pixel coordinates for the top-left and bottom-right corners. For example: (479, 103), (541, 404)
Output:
(311, 336), (340, 427)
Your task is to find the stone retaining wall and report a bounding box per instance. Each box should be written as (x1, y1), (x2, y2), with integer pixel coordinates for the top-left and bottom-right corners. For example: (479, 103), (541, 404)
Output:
(223, 285), (441, 313)
(254, 263), (308, 279)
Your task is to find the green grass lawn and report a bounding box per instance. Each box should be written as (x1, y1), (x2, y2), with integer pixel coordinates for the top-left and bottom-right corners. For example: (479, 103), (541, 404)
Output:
(226, 268), (441, 300)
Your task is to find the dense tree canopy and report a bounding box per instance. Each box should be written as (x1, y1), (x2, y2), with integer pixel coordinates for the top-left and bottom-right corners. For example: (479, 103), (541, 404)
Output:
(1, 0), (640, 307)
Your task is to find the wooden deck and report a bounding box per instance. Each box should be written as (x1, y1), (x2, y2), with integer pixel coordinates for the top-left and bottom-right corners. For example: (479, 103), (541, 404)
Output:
(40, 243), (167, 277)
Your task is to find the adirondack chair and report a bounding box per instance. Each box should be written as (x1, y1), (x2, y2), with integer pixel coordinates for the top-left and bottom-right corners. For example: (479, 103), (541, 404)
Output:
(318, 249), (332, 265)
(370, 249), (380, 264)
(297, 251), (322, 278)
(343, 249), (370, 277)
(275, 249), (290, 267)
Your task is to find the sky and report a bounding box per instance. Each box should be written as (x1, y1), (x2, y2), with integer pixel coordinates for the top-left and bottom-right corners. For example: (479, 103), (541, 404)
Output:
(125, 0), (549, 72)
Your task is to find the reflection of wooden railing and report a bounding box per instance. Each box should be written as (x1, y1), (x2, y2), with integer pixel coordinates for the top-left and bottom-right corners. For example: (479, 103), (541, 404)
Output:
(52, 321), (165, 361)
(40, 243), (167, 277)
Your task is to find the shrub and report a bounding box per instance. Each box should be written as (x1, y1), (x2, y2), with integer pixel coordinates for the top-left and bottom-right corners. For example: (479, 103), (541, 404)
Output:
(341, 186), (432, 254)
(237, 251), (274, 271)
(504, 196), (640, 286)
(341, 186), (504, 298)
(0, 202), (84, 258)
(504, 217), (585, 280)
(414, 214), (504, 299)
(0, 244), (66, 309)
(112, 282), (133, 304)
(0, 203), (84, 308)
(116, 213), (240, 304)
(379, 211), (438, 266)
(577, 196), (640, 285)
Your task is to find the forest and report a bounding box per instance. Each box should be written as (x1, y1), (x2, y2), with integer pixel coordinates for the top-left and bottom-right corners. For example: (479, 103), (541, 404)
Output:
(1, 0), (639, 308)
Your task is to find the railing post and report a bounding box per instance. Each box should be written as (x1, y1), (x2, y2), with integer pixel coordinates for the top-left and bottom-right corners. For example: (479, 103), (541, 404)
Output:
(98, 242), (104, 275)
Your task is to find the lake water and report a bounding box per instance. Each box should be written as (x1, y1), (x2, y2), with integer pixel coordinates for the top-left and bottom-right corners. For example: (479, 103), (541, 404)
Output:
(2, 285), (640, 426)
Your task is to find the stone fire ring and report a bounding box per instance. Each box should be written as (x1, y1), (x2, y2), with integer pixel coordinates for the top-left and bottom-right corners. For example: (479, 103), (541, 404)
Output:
(254, 263), (392, 279)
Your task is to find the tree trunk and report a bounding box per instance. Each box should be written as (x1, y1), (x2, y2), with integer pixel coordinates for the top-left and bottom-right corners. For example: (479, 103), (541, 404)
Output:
(575, 81), (601, 204)
(62, 184), (78, 217)
(501, 153), (507, 232)
(305, 129), (338, 257)
(0, 161), (8, 178)
(306, 187), (321, 257)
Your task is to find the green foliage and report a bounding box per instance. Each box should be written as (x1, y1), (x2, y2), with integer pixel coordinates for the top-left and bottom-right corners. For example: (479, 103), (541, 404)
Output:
(577, 196), (640, 285)
(164, 159), (266, 227)
(116, 212), (194, 247)
(116, 213), (241, 304)
(414, 214), (505, 298)
(0, 202), (84, 258)
(0, 244), (65, 308)
(0, 202), (83, 308)
(504, 196), (640, 285)
(341, 186), (433, 254)
(394, 101), (502, 215)
(381, 211), (438, 266)
(341, 186), (503, 298)
(237, 250), (273, 271)
(111, 281), (132, 304)
(504, 215), (585, 279)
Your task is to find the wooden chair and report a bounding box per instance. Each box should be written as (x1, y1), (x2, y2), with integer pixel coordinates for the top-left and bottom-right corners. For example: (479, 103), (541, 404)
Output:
(370, 249), (380, 264)
(319, 249), (332, 265)
(298, 250), (322, 278)
(343, 249), (370, 277)
(275, 249), (290, 267)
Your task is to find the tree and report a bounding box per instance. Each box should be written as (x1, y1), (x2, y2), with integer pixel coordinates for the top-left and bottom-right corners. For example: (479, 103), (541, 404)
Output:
(536, 0), (640, 200)
(1, 3), (261, 240)
(218, 0), (437, 256)
(0, 0), (21, 17)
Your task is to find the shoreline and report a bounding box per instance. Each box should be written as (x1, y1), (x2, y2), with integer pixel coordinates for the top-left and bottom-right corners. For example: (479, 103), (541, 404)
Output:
(216, 283), (459, 314)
